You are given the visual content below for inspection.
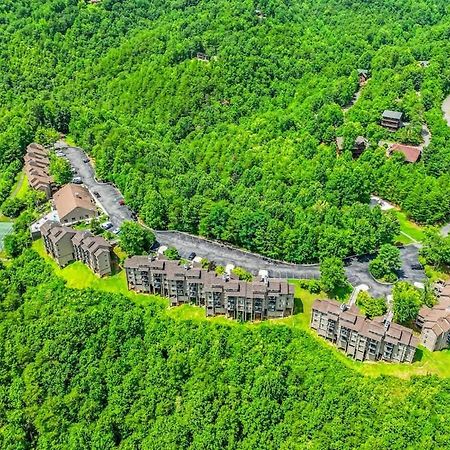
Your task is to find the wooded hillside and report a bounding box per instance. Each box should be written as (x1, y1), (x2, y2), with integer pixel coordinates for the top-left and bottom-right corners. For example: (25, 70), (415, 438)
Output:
(0, 251), (449, 449)
(0, 0), (449, 263)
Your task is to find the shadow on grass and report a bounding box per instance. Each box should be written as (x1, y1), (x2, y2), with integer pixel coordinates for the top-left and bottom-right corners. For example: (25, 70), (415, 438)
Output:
(413, 347), (424, 363)
(294, 297), (304, 315)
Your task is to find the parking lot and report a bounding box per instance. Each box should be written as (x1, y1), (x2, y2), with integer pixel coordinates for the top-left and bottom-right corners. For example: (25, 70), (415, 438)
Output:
(56, 142), (134, 229)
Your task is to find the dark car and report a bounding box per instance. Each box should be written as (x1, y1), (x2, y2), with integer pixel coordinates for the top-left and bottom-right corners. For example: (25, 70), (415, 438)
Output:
(93, 191), (101, 198)
(411, 263), (423, 270)
(118, 199), (125, 206)
(188, 252), (197, 261)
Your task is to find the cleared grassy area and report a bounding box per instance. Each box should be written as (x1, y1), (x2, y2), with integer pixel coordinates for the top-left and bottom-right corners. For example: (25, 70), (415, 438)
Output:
(395, 210), (426, 243)
(32, 239), (166, 307)
(32, 240), (450, 378)
(13, 171), (29, 200)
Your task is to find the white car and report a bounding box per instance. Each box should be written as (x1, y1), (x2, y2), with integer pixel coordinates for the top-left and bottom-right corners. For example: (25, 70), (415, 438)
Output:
(101, 221), (113, 230)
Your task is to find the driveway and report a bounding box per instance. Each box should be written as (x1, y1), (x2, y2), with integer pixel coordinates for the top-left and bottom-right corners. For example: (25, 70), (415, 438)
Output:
(56, 141), (134, 228)
(56, 141), (426, 297)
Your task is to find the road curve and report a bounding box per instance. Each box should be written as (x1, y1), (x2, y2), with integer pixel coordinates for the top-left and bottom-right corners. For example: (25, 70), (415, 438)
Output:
(58, 141), (426, 298)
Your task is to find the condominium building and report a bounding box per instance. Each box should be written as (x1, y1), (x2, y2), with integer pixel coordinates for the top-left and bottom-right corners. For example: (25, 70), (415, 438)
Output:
(41, 221), (76, 267)
(41, 221), (112, 276)
(24, 143), (54, 198)
(124, 255), (295, 321)
(311, 299), (418, 363)
(416, 282), (450, 351)
(53, 183), (98, 225)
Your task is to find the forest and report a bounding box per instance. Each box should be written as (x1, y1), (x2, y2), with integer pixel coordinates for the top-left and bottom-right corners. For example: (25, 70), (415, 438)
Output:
(0, 251), (449, 449)
(0, 0), (449, 262)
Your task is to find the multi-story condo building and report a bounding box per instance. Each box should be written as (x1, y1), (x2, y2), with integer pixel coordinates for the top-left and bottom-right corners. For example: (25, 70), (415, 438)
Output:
(416, 282), (450, 351)
(311, 299), (418, 363)
(41, 221), (76, 267)
(124, 255), (295, 321)
(41, 221), (112, 276)
(24, 143), (54, 199)
(72, 231), (112, 277)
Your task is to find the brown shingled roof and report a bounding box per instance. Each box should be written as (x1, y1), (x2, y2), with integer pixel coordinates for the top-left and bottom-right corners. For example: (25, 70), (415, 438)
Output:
(390, 143), (421, 163)
(53, 184), (96, 220)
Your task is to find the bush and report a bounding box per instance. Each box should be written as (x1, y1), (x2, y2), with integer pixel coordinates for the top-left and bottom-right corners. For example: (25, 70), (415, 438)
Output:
(163, 247), (180, 260)
(232, 266), (253, 281)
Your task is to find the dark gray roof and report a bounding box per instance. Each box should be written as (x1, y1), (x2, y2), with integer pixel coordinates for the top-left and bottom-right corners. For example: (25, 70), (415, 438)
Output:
(382, 110), (403, 120)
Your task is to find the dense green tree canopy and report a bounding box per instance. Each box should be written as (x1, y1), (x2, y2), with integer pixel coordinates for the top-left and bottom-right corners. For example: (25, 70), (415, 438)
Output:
(0, 251), (450, 448)
(119, 221), (156, 256)
(0, 0), (449, 263)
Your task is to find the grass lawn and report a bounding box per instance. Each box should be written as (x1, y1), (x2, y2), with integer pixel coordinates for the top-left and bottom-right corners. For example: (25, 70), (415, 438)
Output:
(31, 239), (450, 379)
(13, 171), (29, 200)
(395, 210), (426, 243)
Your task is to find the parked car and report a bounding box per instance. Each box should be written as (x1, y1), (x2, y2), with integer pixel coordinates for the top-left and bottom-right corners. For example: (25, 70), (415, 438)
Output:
(188, 252), (197, 261)
(93, 191), (101, 198)
(55, 151), (64, 157)
(411, 263), (423, 270)
(112, 228), (121, 235)
(118, 199), (125, 206)
(101, 221), (113, 230)
(72, 177), (82, 184)
(82, 158), (89, 163)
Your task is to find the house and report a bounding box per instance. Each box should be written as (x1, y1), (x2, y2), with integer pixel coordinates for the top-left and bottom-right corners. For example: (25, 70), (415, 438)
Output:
(357, 69), (370, 85)
(53, 183), (98, 225)
(40, 221), (112, 276)
(381, 110), (403, 131)
(196, 52), (210, 62)
(416, 282), (450, 351)
(311, 299), (418, 363)
(353, 136), (369, 158)
(24, 143), (54, 198)
(124, 255), (295, 321)
(389, 143), (421, 163)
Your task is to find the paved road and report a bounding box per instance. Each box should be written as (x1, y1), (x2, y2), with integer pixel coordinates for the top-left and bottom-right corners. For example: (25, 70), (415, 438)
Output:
(442, 94), (450, 127)
(58, 141), (426, 297)
(154, 231), (426, 297)
(56, 142), (134, 229)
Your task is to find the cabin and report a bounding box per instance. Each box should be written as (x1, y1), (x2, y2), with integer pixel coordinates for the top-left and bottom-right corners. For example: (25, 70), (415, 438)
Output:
(357, 69), (370, 85)
(196, 52), (210, 62)
(381, 110), (403, 131)
(335, 136), (368, 158)
(389, 143), (421, 163)
(353, 136), (369, 158)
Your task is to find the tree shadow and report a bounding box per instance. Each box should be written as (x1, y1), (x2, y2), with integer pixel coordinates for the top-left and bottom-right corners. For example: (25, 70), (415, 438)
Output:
(294, 297), (304, 315)
(413, 347), (424, 363)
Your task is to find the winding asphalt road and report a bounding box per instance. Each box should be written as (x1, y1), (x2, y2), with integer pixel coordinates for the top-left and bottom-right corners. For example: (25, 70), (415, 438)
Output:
(56, 141), (426, 297)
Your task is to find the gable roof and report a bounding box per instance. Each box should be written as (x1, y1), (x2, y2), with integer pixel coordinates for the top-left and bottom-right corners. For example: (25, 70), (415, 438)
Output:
(382, 110), (403, 120)
(390, 143), (421, 163)
(53, 183), (96, 220)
